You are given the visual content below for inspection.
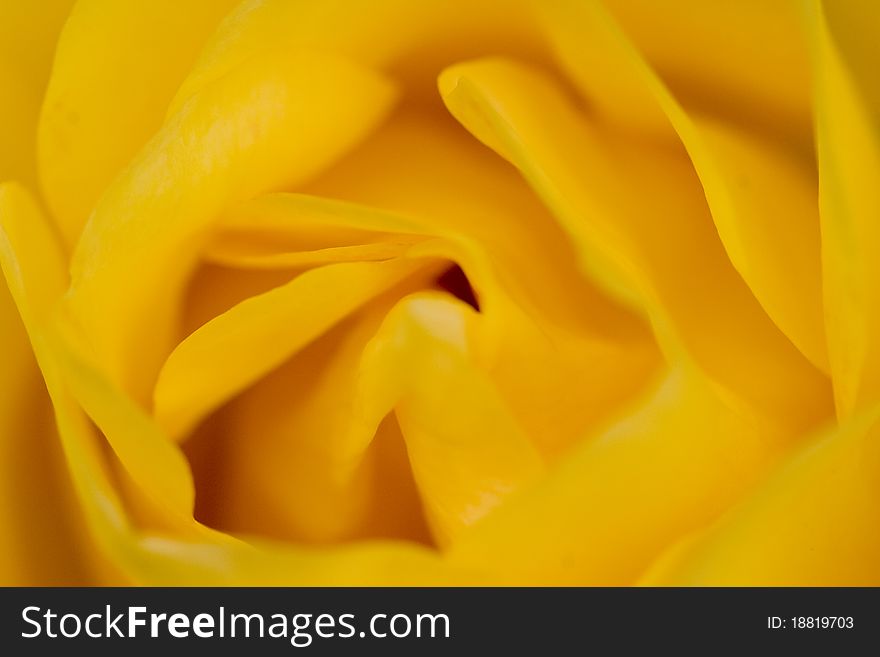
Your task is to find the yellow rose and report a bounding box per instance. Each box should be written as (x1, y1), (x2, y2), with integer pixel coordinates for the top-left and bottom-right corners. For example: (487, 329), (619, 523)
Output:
(1, 0), (878, 586)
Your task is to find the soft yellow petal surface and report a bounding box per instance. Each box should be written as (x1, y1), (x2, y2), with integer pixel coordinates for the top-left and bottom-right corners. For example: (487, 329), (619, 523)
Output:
(52, 327), (198, 525)
(439, 58), (831, 432)
(201, 284), (545, 548)
(358, 292), (544, 545)
(178, 199), (608, 545)
(411, 238), (658, 462)
(300, 129), (646, 344)
(0, 183), (91, 584)
(154, 257), (429, 440)
(808, 0), (880, 417)
(0, 184), (471, 585)
(206, 234), (424, 270)
(0, 0), (73, 189)
(38, 0), (241, 248)
(169, 0), (548, 112)
(66, 48), (397, 405)
(448, 364), (789, 584)
(198, 292), (435, 545)
(204, 192), (429, 270)
(182, 180), (645, 545)
(541, 0), (827, 371)
(688, 117), (826, 371)
(247, 113), (663, 456)
(641, 407), (880, 585)
(600, 0), (812, 141)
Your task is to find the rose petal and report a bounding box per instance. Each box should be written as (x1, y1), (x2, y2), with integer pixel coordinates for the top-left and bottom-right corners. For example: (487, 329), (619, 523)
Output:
(600, 0), (812, 140)
(154, 257), (431, 440)
(37, 0), (241, 248)
(808, 0), (880, 417)
(439, 57), (831, 433)
(357, 292), (544, 545)
(0, 182), (471, 585)
(66, 48), (398, 405)
(199, 292), (436, 544)
(225, 181), (657, 459)
(641, 406), (880, 585)
(540, 0), (828, 373)
(448, 364), (790, 584)
(0, 0), (73, 189)
(169, 0), (547, 114)
(0, 182), (91, 584)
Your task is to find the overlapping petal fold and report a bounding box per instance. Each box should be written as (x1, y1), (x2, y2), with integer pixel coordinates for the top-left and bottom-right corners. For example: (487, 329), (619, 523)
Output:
(0, 182), (91, 584)
(1, 0), (873, 588)
(38, 0), (241, 248)
(0, 0), (74, 189)
(66, 47), (398, 405)
(806, 0), (880, 417)
(439, 57), (831, 433)
(540, 0), (827, 372)
(447, 364), (787, 584)
(1, 184), (473, 585)
(641, 405), (880, 585)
